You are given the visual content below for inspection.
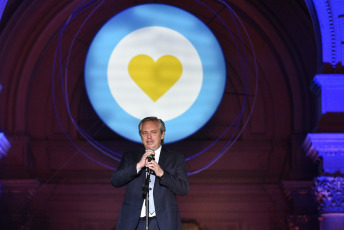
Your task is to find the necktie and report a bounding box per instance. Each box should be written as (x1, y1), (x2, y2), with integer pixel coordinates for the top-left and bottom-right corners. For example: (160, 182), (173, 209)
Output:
(149, 172), (156, 215)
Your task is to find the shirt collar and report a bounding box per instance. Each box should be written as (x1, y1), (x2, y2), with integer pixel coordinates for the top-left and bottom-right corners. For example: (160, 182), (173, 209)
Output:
(154, 146), (162, 163)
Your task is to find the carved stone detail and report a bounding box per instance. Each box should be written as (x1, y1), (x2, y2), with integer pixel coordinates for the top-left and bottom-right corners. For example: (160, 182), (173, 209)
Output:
(314, 176), (344, 213)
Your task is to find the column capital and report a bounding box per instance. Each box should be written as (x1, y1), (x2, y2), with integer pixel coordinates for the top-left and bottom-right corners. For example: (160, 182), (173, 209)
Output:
(315, 176), (344, 213)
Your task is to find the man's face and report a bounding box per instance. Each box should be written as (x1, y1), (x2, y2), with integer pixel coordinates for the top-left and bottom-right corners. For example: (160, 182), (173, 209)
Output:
(140, 121), (165, 150)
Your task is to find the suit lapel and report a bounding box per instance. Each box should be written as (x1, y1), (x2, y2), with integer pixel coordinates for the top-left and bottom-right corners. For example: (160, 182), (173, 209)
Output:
(136, 148), (145, 162)
(158, 147), (168, 169)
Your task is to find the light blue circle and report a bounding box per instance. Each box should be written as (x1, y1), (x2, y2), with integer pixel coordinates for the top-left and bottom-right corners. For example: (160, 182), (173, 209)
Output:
(84, 3), (226, 143)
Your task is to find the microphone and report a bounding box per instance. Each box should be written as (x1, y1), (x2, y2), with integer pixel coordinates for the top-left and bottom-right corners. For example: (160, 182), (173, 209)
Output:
(147, 148), (155, 162)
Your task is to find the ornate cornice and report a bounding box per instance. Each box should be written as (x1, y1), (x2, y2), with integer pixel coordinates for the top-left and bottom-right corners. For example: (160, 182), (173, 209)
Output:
(304, 133), (344, 173)
(315, 176), (344, 213)
(304, 133), (344, 158)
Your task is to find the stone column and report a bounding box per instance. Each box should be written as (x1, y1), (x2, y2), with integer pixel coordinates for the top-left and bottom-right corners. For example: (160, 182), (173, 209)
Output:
(304, 134), (344, 230)
(304, 73), (344, 230)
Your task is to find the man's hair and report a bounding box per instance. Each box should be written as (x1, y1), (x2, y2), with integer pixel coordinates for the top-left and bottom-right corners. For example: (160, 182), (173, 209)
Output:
(138, 116), (166, 144)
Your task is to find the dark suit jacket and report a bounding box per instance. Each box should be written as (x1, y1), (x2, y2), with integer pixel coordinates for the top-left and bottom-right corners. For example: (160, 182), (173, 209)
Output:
(111, 147), (189, 230)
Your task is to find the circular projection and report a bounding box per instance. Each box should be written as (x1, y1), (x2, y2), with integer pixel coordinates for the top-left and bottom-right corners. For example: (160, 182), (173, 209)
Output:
(84, 3), (226, 143)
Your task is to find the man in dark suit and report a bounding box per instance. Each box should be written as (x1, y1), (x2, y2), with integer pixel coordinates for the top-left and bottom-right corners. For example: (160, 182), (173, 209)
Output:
(111, 116), (189, 230)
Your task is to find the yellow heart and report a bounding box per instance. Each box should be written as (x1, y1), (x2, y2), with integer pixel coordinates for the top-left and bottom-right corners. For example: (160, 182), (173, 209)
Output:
(128, 54), (183, 102)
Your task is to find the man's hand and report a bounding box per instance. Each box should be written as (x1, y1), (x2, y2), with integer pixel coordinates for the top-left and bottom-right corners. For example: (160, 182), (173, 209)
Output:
(136, 149), (155, 171)
(146, 160), (164, 178)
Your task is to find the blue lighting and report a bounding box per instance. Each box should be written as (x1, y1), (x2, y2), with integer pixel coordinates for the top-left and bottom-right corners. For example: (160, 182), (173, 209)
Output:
(311, 0), (344, 66)
(313, 74), (344, 114)
(0, 0), (8, 22)
(0, 132), (10, 160)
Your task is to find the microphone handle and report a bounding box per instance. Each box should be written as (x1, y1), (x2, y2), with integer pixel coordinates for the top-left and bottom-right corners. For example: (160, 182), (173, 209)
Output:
(147, 148), (155, 162)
